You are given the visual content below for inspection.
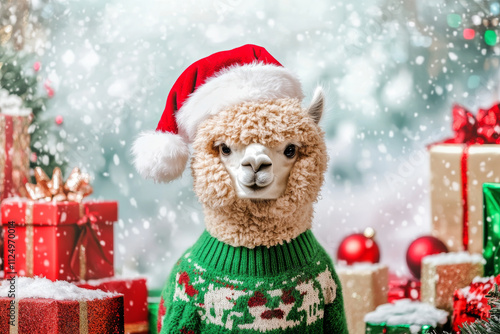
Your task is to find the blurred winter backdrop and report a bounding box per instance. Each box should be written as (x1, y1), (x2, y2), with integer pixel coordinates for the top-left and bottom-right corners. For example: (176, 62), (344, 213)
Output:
(3, 0), (500, 288)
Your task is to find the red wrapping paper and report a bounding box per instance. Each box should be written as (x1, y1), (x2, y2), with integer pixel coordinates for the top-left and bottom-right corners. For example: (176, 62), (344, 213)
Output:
(0, 113), (31, 201)
(452, 275), (500, 333)
(388, 274), (421, 303)
(0, 295), (124, 333)
(77, 277), (149, 334)
(1, 200), (117, 281)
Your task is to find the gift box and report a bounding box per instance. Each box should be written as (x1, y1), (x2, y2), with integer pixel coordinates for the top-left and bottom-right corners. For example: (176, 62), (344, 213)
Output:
(483, 183), (500, 276)
(451, 275), (500, 333)
(388, 273), (420, 303)
(1, 199), (117, 281)
(421, 252), (484, 312)
(365, 299), (449, 334)
(147, 289), (162, 334)
(76, 277), (148, 334)
(429, 104), (500, 253)
(337, 263), (388, 334)
(0, 276), (124, 333)
(0, 103), (32, 201)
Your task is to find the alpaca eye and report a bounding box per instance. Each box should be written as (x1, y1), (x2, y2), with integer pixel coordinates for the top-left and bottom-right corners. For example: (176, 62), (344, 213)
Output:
(220, 143), (231, 156)
(284, 144), (296, 158)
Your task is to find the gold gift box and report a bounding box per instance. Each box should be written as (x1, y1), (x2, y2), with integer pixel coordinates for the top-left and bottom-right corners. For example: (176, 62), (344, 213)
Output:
(430, 144), (500, 253)
(421, 252), (484, 313)
(337, 263), (388, 334)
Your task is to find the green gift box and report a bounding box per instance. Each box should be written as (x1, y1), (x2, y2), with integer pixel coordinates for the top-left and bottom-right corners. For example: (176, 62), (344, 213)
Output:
(364, 299), (448, 334)
(148, 289), (162, 334)
(365, 323), (437, 334)
(483, 183), (500, 276)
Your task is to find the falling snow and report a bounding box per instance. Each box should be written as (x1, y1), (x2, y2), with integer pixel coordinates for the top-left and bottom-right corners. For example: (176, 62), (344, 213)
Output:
(9, 0), (498, 289)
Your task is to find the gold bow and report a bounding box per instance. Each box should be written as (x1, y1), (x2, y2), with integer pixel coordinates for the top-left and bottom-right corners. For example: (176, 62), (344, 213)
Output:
(25, 167), (93, 202)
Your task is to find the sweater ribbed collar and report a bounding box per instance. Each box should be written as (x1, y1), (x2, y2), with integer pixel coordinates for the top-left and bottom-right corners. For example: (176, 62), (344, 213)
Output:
(189, 229), (321, 277)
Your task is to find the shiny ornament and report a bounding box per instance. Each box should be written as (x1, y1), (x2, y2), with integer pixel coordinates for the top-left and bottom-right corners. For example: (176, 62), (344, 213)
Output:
(406, 236), (448, 279)
(337, 227), (380, 265)
(55, 115), (63, 125)
(33, 61), (41, 72)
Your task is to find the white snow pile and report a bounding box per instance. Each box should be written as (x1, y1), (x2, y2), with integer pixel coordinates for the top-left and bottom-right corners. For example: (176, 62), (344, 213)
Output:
(0, 89), (32, 116)
(335, 262), (386, 273)
(364, 299), (449, 328)
(459, 276), (495, 304)
(422, 251), (485, 265)
(0, 277), (117, 300)
(471, 276), (495, 284)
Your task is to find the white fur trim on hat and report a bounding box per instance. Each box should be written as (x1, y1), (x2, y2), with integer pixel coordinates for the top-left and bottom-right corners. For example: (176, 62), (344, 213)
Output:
(176, 63), (304, 141)
(131, 130), (189, 183)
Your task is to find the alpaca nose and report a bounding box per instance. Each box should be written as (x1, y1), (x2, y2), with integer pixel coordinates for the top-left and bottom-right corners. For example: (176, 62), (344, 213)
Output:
(241, 144), (273, 173)
(241, 156), (272, 173)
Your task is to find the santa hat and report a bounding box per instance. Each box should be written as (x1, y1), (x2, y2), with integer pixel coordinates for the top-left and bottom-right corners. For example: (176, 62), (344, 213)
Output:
(132, 44), (304, 182)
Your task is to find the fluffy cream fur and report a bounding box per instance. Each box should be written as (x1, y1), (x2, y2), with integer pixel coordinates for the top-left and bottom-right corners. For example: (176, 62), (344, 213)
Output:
(191, 98), (328, 248)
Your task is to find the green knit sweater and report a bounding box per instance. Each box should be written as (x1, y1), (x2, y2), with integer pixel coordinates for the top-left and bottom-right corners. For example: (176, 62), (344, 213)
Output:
(158, 229), (348, 333)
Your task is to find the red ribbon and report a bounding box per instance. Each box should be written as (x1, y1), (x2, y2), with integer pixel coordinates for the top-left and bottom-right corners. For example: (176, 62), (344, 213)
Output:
(440, 103), (500, 250)
(443, 104), (500, 145)
(70, 206), (112, 279)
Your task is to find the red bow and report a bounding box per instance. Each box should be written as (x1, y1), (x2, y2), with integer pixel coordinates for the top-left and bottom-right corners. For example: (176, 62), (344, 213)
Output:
(444, 104), (500, 144)
(70, 207), (112, 279)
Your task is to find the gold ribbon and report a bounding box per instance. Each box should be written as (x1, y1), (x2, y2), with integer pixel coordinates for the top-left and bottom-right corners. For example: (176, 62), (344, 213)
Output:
(125, 322), (150, 333)
(9, 299), (18, 334)
(79, 300), (88, 334)
(25, 167), (93, 202)
(25, 202), (34, 277)
(8, 299), (88, 333)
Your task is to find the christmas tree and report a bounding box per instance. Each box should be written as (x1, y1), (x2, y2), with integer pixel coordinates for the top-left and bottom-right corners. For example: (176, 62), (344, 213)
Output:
(0, 44), (67, 178)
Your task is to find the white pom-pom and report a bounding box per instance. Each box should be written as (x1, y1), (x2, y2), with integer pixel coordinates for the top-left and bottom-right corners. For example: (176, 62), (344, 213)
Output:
(131, 130), (189, 182)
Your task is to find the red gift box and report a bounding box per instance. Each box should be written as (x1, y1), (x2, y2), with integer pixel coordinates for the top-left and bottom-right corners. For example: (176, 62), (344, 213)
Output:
(77, 277), (149, 334)
(452, 275), (500, 332)
(388, 273), (421, 303)
(1, 199), (117, 281)
(0, 278), (124, 334)
(0, 113), (31, 201)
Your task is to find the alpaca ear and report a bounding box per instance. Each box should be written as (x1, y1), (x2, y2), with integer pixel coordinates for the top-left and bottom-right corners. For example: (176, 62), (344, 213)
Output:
(307, 87), (324, 124)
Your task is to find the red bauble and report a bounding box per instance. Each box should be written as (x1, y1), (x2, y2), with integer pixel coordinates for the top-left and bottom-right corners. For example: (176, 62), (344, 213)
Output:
(406, 236), (448, 279)
(33, 61), (41, 72)
(337, 228), (380, 265)
(55, 115), (64, 125)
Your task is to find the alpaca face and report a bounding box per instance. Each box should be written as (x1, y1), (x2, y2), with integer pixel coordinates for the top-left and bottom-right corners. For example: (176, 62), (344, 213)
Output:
(191, 90), (326, 213)
(215, 141), (299, 199)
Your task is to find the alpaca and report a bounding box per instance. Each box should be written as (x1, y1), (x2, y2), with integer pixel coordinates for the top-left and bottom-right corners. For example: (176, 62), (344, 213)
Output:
(192, 95), (328, 248)
(132, 45), (348, 333)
